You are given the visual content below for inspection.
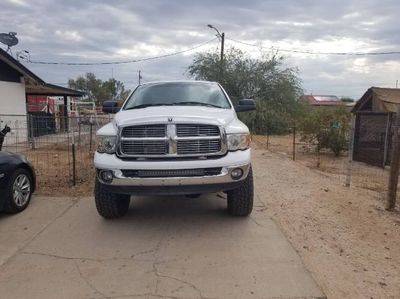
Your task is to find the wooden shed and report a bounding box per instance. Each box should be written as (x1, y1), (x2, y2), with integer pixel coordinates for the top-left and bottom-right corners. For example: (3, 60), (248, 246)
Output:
(351, 87), (400, 167)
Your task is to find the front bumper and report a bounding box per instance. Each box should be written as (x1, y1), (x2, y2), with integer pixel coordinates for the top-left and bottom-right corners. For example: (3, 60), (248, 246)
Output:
(94, 149), (251, 195)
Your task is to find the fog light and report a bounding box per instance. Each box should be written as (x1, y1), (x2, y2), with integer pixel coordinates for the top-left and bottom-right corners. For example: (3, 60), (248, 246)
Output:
(100, 170), (113, 183)
(231, 168), (243, 180)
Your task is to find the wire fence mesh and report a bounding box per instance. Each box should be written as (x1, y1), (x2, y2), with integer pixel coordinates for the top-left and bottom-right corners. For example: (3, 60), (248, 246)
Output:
(0, 111), (112, 194)
(0, 111), (393, 201)
(253, 128), (390, 201)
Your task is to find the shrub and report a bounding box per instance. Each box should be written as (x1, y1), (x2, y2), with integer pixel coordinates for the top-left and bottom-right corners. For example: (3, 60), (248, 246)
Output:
(298, 107), (350, 156)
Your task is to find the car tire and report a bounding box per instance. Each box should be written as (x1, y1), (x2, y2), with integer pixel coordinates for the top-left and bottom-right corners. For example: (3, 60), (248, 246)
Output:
(4, 168), (33, 214)
(94, 179), (130, 219)
(227, 166), (254, 216)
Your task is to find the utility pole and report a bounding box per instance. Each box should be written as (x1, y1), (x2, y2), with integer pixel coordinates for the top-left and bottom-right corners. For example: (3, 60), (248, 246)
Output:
(138, 70), (142, 85)
(207, 24), (225, 82)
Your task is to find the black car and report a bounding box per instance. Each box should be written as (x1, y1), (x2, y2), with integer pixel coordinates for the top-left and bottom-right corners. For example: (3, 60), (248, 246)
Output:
(0, 152), (35, 213)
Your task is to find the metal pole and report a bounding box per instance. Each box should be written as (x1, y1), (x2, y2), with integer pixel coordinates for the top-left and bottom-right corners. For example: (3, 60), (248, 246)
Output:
(89, 123), (93, 153)
(220, 32), (225, 82)
(292, 126), (296, 161)
(72, 143), (76, 186)
(387, 105), (400, 210)
(383, 113), (391, 167)
(345, 114), (356, 187)
(29, 114), (35, 150)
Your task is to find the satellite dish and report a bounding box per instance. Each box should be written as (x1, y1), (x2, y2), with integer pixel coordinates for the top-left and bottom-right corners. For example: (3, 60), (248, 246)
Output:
(0, 32), (18, 52)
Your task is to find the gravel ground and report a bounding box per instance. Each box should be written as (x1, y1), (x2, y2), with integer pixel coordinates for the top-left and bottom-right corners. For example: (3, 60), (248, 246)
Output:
(252, 140), (400, 299)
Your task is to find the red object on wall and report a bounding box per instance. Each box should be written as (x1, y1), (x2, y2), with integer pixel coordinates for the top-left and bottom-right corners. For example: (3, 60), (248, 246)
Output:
(27, 96), (55, 113)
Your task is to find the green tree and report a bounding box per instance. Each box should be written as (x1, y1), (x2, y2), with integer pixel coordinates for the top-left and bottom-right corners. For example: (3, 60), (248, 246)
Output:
(340, 97), (355, 103)
(68, 73), (131, 104)
(298, 107), (350, 156)
(187, 47), (303, 134)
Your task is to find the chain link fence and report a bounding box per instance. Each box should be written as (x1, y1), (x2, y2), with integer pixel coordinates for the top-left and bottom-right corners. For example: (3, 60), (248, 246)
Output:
(0, 111), (111, 194)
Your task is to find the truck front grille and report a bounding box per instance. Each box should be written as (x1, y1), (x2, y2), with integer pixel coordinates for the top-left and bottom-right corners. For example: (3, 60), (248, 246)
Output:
(176, 124), (220, 137)
(177, 139), (221, 155)
(122, 168), (222, 178)
(119, 123), (225, 157)
(120, 140), (168, 155)
(122, 125), (166, 138)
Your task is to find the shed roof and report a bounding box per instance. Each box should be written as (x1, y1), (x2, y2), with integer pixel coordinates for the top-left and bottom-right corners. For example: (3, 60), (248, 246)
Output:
(352, 87), (400, 113)
(300, 95), (343, 106)
(0, 48), (83, 97)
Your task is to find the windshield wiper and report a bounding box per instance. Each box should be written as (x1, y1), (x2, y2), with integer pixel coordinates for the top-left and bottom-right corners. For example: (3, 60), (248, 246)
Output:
(172, 101), (223, 108)
(125, 103), (173, 110)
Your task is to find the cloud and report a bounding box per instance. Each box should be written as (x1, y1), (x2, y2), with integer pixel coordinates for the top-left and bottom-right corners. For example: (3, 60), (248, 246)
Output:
(0, 0), (399, 99)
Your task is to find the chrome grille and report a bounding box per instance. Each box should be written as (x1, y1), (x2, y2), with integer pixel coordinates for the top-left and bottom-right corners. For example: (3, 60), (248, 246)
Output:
(119, 123), (224, 157)
(120, 140), (168, 155)
(176, 124), (220, 137)
(177, 139), (221, 155)
(122, 125), (166, 138)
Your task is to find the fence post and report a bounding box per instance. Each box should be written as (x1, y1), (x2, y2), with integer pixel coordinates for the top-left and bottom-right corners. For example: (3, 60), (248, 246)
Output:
(89, 123), (93, 153)
(292, 126), (296, 161)
(387, 106), (400, 210)
(72, 143), (76, 186)
(29, 114), (35, 150)
(345, 114), (356, 187)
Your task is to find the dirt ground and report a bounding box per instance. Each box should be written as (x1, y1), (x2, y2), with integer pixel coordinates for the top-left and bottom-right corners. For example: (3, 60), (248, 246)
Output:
(253, 135), (390, 195)
(253, 137), (400, 299)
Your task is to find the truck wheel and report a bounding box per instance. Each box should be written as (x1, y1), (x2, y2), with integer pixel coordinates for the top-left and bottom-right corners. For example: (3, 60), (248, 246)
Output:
(94, 180), (130, 219)
(227, 166), (254, 216)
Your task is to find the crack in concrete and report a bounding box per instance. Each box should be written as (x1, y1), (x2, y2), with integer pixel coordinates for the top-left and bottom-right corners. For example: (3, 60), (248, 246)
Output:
(152, 260), (216, 299)
(0, 198), (79, 270)
(20, 249), (156, 263)
(74, 260), (107, 299)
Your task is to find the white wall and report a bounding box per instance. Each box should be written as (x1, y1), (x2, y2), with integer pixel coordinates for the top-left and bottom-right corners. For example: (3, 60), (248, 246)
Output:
(0, 80), (26, 115)
(0, 80), (28, 146)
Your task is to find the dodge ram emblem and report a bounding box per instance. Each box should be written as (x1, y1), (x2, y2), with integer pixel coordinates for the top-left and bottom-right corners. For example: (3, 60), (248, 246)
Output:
(168, 117), (173, 122)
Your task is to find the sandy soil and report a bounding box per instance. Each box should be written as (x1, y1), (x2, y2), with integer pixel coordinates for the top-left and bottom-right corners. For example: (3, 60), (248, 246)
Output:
(252, 138), (400, 299)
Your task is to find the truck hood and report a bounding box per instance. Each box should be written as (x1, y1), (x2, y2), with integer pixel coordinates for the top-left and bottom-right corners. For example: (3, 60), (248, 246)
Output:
(114, 106), (236, 127)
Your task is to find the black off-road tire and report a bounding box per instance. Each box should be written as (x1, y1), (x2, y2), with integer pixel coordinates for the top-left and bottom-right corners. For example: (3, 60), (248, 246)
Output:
(94, 180), (131, 219)
(227, 166), (254, 216)
(4, 168), (33, 214)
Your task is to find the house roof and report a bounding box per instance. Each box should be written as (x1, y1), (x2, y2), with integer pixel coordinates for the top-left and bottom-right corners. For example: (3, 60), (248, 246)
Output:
(352, 87), (400, 113)
(0, 48), (83, 97)
(301, 95), (343, 106)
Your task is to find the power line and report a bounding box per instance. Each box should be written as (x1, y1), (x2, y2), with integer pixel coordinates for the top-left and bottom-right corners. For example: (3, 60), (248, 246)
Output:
(26, 38), (217, 66)
(228, 37), (400, 56)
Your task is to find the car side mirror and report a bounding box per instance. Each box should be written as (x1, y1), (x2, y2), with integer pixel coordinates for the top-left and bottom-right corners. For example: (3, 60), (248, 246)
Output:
(235, 99), (256, 112)
(102, 100), (120, 114)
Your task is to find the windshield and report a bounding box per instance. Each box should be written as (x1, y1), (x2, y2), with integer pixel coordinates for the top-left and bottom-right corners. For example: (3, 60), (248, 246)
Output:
(123, 82), (231, 110)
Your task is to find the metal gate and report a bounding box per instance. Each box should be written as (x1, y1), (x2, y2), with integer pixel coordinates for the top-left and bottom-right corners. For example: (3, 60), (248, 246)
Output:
(353, 112), (392, 167)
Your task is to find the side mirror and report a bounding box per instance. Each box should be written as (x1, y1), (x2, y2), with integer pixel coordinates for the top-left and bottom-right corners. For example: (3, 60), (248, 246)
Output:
(102, 100), (120, 114)
(235, 99), (256, 112)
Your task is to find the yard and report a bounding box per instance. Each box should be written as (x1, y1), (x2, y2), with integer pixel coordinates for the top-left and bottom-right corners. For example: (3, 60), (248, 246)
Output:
(3, 134), (399, 298)
(252, 136), (399, 299)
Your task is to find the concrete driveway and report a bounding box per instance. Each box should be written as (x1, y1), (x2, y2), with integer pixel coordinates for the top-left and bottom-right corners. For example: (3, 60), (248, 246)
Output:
(0, 193), (324, 299)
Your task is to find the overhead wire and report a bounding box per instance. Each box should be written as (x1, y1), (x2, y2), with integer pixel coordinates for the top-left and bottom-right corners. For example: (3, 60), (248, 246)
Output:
(227, 37), (400, 56)
(26, 38), (218, 65)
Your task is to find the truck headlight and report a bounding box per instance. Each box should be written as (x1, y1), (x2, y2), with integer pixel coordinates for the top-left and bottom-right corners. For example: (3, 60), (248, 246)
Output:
(97, 136), (117, 153)
(227, 133), (251, 151)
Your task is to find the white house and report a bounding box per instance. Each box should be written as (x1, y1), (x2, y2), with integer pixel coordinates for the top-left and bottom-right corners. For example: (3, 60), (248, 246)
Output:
(0, 48), (83, 143)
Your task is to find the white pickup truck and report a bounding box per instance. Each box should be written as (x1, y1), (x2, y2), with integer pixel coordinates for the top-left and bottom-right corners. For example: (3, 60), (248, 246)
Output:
(94, 81), (256, 218)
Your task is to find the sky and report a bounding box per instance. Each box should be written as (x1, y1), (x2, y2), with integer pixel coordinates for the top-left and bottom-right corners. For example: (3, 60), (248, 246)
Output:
(1, 0), (400, 99)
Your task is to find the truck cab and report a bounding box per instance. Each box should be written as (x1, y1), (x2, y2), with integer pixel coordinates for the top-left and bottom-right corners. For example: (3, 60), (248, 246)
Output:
(94, 81), (255, 218)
